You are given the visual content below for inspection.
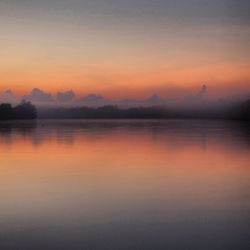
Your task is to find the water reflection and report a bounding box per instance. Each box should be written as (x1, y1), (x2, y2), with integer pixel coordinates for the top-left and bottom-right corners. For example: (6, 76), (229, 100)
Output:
(0, 120), (250, 250)
(1, 119), (250, 147)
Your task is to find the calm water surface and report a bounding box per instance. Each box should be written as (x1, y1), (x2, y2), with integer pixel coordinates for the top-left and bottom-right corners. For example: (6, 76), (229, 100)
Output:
(0, 120), (250, 250)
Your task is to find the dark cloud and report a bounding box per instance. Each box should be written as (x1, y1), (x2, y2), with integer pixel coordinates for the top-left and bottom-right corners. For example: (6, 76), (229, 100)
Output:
(182, 85), (208, 105)
(196, 85), (207, 99)
(56, 90), (75, 102)
(26, 88), (53, 102)
(79, 93), (104, 103)
(3, 89), (13, 98)
(146, 94), (161, 103)
(0, 89), (21, 104)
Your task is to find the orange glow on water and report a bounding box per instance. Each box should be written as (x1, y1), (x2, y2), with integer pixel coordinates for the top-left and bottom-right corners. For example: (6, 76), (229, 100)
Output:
(1, 121), (250, 216)
(0, 120), (250, 249)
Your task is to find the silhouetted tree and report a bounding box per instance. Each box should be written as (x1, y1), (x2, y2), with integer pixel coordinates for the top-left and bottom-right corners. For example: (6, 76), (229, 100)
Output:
(13, 101), (37, 119)
(233, 99), (250, 120)
(0, 103), (12, 120)
(0, 101), (37, 120)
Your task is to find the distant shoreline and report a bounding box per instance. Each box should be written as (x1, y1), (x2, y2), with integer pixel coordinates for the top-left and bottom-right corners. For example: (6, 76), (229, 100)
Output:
(1, 99), (249, 121)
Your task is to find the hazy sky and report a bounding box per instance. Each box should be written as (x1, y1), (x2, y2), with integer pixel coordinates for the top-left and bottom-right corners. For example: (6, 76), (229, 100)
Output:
(0, 0), (249, 98)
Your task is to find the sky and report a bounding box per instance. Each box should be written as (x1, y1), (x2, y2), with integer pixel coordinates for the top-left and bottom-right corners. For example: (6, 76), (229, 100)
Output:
(0, 0), (249, 100)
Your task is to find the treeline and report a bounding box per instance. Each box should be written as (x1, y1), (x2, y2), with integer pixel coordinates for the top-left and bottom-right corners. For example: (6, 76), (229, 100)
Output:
(228, 99), (250, 120)
(0, 101), (37, 120)
(38, 106), (167, 119)
(1, 99), (249, 120)
(38, 99), (250, 120)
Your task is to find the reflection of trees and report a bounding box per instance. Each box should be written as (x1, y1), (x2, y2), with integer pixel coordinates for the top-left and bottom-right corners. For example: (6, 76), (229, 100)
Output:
(0, 121), (37, 145)
(0, 120), (249, 150)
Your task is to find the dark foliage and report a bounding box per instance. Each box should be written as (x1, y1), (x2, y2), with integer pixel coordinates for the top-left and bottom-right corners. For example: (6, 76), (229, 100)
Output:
(0, 103), (12, 120)
(38, 100), (250, 120)
(1, 99), (249, 120)
(227, 99), (250, 120)
(38, 106), (167, 119)
(0, 101), (37, 120)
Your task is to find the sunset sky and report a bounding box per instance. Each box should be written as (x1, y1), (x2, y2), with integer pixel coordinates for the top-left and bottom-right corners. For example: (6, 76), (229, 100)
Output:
(0, 0), (249, 99)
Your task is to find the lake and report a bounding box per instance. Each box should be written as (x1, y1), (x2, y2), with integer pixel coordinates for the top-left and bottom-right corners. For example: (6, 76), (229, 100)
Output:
(0, 120), (250, 250)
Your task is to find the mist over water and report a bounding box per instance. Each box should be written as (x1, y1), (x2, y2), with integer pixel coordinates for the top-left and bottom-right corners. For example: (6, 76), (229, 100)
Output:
(0, 120), (250, 250)
(1, 0), (249, 248)
(1, 85), (250, 109)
